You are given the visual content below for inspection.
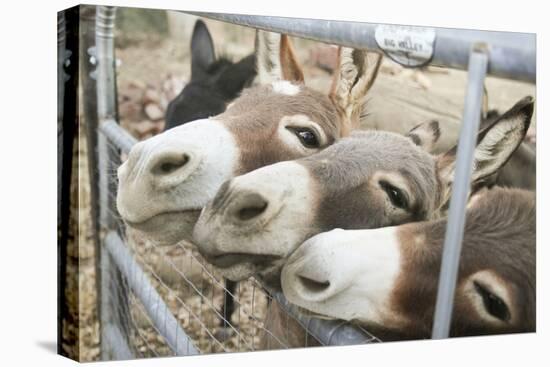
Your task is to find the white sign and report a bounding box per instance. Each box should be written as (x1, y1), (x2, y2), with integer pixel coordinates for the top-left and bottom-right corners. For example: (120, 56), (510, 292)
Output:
(375, 25), (436, 67)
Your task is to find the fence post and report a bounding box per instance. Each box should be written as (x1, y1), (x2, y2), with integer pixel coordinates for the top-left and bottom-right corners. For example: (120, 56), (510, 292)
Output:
(80, 5), (103, 357)
(92, 5), (134, 359)
(431, 44), (488, 339)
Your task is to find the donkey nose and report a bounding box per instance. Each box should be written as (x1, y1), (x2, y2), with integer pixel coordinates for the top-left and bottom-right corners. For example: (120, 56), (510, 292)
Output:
(226, 191), (269, 222)
(285, 265), (335, 302)
(281, 233), (350, 303)
(147, 149), (197, 189)
(151, 152), (190, 176)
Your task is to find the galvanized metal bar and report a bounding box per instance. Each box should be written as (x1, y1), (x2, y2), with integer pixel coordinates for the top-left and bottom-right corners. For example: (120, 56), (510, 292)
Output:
(186, 12), (535, 83)
(265, 286), (380, 345)
(80, 5), (105, 357)
(95, 5), (118, 230)
(431, 45), (488, 339)
(104, 231), (200, 356)
(100, 119), (138, 155)
(95, 6), (136, 359)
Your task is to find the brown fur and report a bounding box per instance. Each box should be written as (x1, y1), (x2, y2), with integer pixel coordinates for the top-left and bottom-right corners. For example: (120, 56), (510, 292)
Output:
(215, 84), (342, 174)
(387, 188), (535, 339)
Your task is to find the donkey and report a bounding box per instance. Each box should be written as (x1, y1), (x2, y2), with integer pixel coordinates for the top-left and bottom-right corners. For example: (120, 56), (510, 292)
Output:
(281, 186), (535, 339)
(117, 39), (382, 247)
(164, 19), (256, 130)
(161, 19), (257, 330)
(193, 96), (534, 286)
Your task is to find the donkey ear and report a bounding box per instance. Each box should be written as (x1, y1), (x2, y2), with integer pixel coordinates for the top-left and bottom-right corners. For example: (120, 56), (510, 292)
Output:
(329, 48), (382, 134)
(191, 20), (216, 76)
(406, 120), (441, 152)
(254, 30), (282, 85)
(254, 31), (304, 84)
(437, 96), (534, 197)
(217, 54), (256, 98)
(280, 35), (305, 83)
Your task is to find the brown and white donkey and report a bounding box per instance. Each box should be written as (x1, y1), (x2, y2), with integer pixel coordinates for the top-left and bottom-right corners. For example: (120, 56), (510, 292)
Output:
(116, 32), (382, 246)
(281, 186), (535, 339)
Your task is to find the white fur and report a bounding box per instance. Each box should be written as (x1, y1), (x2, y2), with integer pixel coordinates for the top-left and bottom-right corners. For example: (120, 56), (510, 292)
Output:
(117, 118), (238, 235)
(272, 80), (300, 96)
(282, 226), (402, 324)
(254, 31), (282, 85)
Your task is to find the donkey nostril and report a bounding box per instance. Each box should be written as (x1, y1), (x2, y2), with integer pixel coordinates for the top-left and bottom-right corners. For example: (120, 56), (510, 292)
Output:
(237, 201), (268, 221)
(297, 275), (330, 294)
(154, 154), (189, 175)
(230, 193), (269, 222)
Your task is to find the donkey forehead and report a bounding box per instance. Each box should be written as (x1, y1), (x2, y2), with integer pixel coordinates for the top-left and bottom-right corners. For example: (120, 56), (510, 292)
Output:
(301, 131), (438, 189)
(219, 84), (340, 133)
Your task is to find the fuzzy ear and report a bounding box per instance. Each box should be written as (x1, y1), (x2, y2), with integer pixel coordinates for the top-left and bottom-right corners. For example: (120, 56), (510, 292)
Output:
(280, 35), (305, 83)
(406, 120), (441, 153)
(437, 96), (534, 206)
(190, 20), (216, 77)
(329, 47), (382, 135)
(254, 31), (304, 85)
(217, 54), (256, 98)
(254, 30), (282, 85)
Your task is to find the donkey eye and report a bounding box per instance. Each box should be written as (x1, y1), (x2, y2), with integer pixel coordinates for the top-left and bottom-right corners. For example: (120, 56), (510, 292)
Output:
(474, 281), (511, 322)
(380, 181), (408, 209)
(287, 127), (320, 148)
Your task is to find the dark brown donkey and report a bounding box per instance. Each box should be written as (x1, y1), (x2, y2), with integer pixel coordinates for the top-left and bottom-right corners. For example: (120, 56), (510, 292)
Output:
(281, 187), (535, 339)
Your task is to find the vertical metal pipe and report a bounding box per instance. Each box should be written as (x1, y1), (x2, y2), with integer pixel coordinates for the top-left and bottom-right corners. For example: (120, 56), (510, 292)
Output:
(95, 6), (133, 359)
(80, 4), (104, 356)
(95, 5), (118, 229)
(431, 45), (488, 339)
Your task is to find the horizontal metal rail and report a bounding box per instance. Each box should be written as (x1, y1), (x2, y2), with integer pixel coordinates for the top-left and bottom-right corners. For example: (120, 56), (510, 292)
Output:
(99, 119), (138, 155)
(104, 231), (200, 356)
(265, 285), (380, 345)
(186, 12), (535, 83)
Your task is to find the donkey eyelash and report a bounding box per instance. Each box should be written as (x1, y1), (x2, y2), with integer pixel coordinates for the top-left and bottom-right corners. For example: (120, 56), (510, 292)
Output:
(379, 180), (409, 210)
(285, 126), (322, 148)
(473, 281), (511, 322)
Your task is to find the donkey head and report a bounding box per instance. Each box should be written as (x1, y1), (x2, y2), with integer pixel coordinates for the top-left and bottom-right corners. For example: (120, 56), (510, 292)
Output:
(193, 97), (534, 284)
(164, 20), (256, 130)
(280, 187), (535, 339)
(117, 33), (382, 247)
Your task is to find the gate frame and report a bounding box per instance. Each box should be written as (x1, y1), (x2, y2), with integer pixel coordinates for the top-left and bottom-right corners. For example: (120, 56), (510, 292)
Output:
(82, 6), (536, 358)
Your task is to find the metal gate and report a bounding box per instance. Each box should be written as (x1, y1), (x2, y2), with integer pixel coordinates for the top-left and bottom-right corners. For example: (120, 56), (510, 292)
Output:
(62, 5), (535, 359)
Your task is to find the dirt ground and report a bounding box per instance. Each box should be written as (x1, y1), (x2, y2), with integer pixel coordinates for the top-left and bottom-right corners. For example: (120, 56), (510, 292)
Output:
(70, 10), (536, 362)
